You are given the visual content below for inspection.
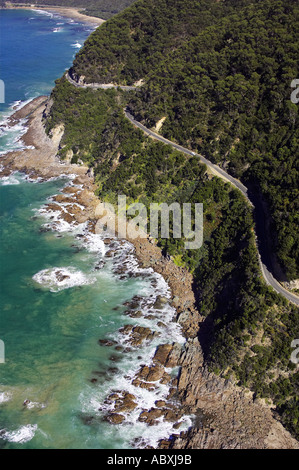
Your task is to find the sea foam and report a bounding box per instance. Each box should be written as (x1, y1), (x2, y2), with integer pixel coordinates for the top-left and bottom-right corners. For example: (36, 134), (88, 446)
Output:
(32, 267), (97, 292)
(0, 424), (38, 444)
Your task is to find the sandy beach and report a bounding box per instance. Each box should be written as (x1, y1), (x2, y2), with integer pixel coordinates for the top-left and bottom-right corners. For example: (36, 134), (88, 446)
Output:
(1, 96), (298, 449)
(3, 3), (105, 26)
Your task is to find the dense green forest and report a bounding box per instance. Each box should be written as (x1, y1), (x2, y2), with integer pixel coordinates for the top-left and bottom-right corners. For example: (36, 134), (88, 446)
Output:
(70, 0), (251, 85)
(46, 76), (299, 439)
(68, 0), (299, 280)
(129, 0), (299, 280)
(0, 1), (136, 19)
(45, 0), (299, 440)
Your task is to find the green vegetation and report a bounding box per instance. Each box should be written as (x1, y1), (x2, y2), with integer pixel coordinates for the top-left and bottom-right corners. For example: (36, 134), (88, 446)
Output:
(70, 0), (243, 85)
(1, 1), (136, 19)
(45, 0), (299, 440)
(68, 0), (299, 280)
(129, 0), (299, 280)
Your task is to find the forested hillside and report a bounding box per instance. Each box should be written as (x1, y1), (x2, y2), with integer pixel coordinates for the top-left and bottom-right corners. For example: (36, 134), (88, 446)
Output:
(129, 0), (299, 280)
(1, 1), (136, 19)
(68, 0), (299, 279)
(45, 0), (299, 440)
(70, 0), (250, 85)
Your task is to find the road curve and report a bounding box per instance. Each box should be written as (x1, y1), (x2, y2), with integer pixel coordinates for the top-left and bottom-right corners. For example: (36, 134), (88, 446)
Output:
(65, 72), (139, 91)
(64, 73), (299, 306)
(124, 110), (299, 307)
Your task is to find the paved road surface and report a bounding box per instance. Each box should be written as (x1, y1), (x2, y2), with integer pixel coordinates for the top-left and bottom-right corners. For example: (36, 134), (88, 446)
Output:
(66, 72), (138, 91)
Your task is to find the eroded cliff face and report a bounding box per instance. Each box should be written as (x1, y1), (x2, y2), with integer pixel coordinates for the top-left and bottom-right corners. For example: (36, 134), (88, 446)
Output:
(128, 237), (299, 449)
(165, 339), (299, 449)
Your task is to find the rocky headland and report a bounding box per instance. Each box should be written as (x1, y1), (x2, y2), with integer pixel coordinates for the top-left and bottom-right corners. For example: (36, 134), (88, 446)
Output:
(0, 97), (298, 449)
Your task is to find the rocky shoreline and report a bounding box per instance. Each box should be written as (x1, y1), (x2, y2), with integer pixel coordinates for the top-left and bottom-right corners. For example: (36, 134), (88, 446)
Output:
(0, 97), (298, 449)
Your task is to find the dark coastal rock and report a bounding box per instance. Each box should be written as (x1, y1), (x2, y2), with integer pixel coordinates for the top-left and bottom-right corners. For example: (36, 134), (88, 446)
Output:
(98, 339), (117, 347)
(114, 393), (137, 413)
(119, 325), (156, 346)
(160, 372), (172, 385)
(137, 364), (165, 382)
(60, 211), (76, 224)
(153, 344), (173, 366)
(145, 314), (157, 320)
(105, 249), (117, 257)
(124, 309), (143, 318)
(155, 400), (166, 408)
(55, 271), (70, 282)
(105, 413), (125, 424)
(153, 296), (168, 310)
(107, 367), (119, 375)
(132, 378), (156, 391)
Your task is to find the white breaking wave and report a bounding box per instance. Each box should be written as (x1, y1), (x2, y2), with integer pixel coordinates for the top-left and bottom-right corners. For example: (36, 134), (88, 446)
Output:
(32, 267), (97, 292)
(0, 392), (12, 404)
(32, 9), (54, 18)
(0, 175), (21, 185)
(0, 424), (38, 444)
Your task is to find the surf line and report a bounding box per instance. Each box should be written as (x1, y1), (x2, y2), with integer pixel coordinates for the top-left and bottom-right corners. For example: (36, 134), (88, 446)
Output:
(0, 339), (5, 364)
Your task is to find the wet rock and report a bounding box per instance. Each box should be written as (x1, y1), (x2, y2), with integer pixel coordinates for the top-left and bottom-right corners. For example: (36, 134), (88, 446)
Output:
(103, 238), (113, 245)
(114, 393), (137, 413)
(153, 344), (173, 366)
(105, 413), (125, 424)
(106, 393), (121, 402)
(119, 324), (133, 336)
(60, 211), (76, 224)
(62, 186), (81, 195)
(145, 314), (157, 320)
(52, 194), (75, 204)
(55, 270), (70, 282)
(173, 422), (183, 430)
(163, 409), (180, 422)
(153, 296), (168, 310)
(138, 408), (163, 425)
(158, 439), (171, 449)
(145, 364), (165, 382)
(98, 339), (117, 347)
(127, 326), (155, 347)
(155, 400), (166, 408)
(132, 378), (156, 391)
(105, 249), (117, 258)
(107, 367), (119, 375)
(125, 310), (143, 318)
(160, 372), (172, 384)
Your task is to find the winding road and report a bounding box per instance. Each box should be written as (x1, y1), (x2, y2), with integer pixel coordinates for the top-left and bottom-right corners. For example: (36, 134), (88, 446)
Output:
(65, 73), (299, 306)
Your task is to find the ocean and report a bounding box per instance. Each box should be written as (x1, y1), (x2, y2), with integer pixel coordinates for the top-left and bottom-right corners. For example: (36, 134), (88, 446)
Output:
(0, 9), (190, 448)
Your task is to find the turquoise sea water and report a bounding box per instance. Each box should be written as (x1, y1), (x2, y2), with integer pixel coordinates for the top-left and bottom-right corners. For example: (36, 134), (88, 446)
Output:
(0, 10), (189, 448)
